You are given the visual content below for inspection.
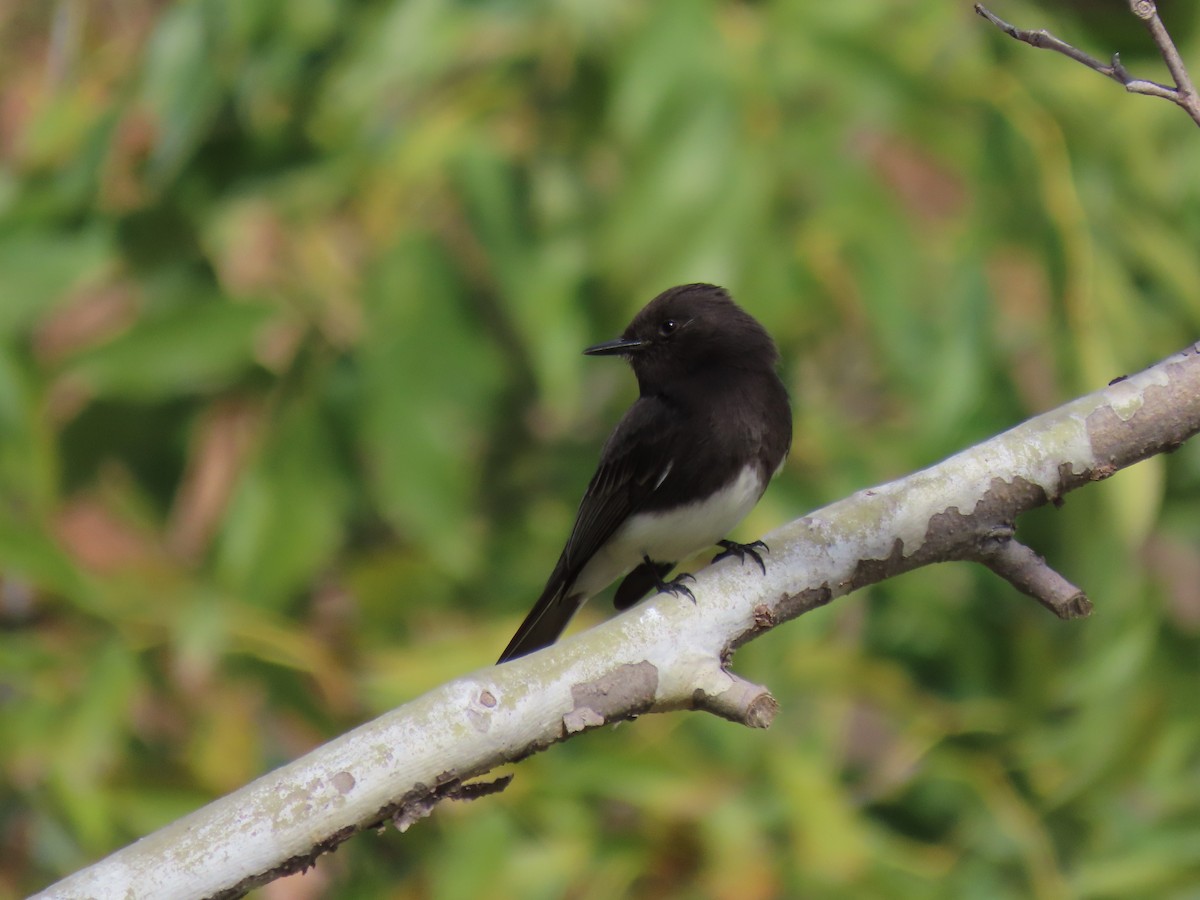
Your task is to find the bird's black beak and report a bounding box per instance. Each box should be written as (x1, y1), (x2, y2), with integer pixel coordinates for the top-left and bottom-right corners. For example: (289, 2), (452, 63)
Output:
(584, 336), (647, 356)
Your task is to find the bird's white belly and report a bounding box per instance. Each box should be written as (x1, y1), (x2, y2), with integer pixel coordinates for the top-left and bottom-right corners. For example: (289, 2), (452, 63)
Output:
(572, 464), (765, 599)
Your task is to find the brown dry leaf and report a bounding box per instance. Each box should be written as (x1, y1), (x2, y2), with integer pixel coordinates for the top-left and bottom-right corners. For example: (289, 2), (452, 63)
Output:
(97, 108), (157, 212)
(987, 246), (1062, 412)
(56, 494), (160, 573)
(1143, 531), (1200, 632)
(167, 398), (263, 561)
(32, 277), (140, 364)
(858, 129), (967, 225)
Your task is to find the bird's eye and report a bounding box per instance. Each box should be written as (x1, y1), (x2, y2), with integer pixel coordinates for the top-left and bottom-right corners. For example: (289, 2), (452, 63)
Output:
(659, 319), (678, 337)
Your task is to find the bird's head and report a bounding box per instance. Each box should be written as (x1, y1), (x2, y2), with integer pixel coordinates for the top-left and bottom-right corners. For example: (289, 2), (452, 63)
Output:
(584, 284), (779, 390)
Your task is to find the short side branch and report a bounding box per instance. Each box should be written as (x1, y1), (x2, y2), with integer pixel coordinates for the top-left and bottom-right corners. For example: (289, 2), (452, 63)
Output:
(975, 532), (1092, 619)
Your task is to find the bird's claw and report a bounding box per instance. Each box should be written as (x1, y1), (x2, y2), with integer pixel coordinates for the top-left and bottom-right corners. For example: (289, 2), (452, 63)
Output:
(659, 572), (696, 603)
(713, 539), (769, 575)
(641, 555), (696, 603)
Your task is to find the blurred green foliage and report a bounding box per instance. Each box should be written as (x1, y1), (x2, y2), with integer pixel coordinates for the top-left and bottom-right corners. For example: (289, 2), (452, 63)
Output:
(2, 0), (1200, 897)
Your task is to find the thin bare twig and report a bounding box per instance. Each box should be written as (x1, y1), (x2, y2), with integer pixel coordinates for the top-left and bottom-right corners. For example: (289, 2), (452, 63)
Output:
(1133, 0), (1199, 103)
(975, 2), (1200, 127)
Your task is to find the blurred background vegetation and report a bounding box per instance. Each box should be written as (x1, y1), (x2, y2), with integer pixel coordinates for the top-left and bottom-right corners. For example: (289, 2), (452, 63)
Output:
(2, 0), (1200, 897)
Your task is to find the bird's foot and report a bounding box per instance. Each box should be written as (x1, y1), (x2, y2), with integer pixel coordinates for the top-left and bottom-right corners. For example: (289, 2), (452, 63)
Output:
(643, 555), (696, 603)
(713, 539), (769, 575)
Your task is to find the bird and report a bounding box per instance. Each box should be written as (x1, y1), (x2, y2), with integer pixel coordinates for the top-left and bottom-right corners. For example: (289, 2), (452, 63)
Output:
(497, 283), (792, 664)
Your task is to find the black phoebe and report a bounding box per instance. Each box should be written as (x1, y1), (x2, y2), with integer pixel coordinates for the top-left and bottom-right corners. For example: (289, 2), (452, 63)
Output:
(497, 284), (792, 664)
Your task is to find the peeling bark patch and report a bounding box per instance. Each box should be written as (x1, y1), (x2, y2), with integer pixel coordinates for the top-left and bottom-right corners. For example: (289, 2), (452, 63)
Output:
(1056, 461), (1088, 498)
(567, 661), (658, 732)
(213, 824), (356, 899)
(563, 707), (606, 733)
(392, 792), (435, 832)
(449, 774), (513, 801)
(376, 770), (515, 835)
(969, 477), (1047, 527)
(1104, 377), (1151, 421)
(842, 476), (1057, 595)
(848, 537), (906, 589)
(773, 583), (833, 623)
(730, 585), (831, 651)
(918, 477), (1047, 564)
(388, 777), (449, 833)
(1086, 404), (1141, 466)
(467, 691), (496, 732)
(1087, 359), (1200, 468)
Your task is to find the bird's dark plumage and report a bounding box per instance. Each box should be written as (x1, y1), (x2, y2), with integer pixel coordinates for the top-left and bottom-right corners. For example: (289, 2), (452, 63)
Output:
(497, 284), (791, 663)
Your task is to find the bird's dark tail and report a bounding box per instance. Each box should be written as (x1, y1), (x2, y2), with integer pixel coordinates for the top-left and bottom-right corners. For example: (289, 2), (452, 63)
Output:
(497, 585), (584, 664)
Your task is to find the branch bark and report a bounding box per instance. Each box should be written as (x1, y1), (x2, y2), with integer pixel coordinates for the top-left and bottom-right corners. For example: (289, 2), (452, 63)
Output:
(34, 341), (1200, 900)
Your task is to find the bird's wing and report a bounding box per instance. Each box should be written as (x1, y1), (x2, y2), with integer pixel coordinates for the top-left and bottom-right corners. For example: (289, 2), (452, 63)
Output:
(560, 396), (679, 575)
(497, 396), (679, 663)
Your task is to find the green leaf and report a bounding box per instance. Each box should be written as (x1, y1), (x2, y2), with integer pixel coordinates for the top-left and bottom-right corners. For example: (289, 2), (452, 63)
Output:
(357, 238), (504, 575)
(139, 3), (226, 185)
(214, 400), (348, 609)
(62, 299), (276, 400)
(0, 226), (114, 338)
